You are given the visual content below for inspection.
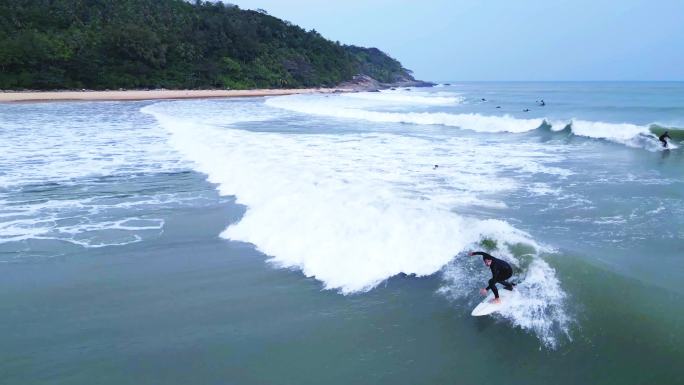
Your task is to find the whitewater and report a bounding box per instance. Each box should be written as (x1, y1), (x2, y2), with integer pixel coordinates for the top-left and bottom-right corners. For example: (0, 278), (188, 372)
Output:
(141, 94), (577, 346)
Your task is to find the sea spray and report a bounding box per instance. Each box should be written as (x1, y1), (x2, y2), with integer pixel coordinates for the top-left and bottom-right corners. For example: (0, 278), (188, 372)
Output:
(439, 246), (570, 348)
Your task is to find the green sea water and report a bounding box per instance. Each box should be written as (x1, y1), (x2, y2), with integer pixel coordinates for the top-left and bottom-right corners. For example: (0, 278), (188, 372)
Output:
(1, 82), (683, 384)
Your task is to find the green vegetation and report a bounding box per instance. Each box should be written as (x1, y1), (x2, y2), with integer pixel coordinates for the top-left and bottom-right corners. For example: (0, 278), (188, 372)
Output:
(0, 0), (415, 90)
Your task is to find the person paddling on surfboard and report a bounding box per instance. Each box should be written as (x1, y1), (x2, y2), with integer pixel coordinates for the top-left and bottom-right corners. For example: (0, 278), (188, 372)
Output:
(470, 251), (515, 304)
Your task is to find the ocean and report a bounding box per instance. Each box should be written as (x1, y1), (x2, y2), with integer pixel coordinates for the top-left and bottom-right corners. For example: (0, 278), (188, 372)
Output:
(1, 82), (682, 384)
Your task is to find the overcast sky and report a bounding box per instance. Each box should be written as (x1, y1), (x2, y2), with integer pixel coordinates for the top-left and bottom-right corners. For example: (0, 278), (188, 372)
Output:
(224, 0), (684, 81)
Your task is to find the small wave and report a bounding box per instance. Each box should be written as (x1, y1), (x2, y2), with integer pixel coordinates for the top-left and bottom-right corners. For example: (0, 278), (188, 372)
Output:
(267, 94), (683, 151)
(266, 95), (544, 133)
(529, 119), (679, 151)
(342, 90), (464, 105)
(649, 124), (684, 141)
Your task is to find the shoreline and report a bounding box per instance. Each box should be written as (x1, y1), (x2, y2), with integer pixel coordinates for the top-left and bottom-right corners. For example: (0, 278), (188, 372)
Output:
(0, 88), (350, 103)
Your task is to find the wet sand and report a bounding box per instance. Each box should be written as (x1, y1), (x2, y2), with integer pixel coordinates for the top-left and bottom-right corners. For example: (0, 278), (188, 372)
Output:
(0, 88), (347, 103)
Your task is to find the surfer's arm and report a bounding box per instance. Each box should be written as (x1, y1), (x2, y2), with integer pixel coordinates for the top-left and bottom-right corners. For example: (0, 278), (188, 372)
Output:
(469, 251), (493, 259)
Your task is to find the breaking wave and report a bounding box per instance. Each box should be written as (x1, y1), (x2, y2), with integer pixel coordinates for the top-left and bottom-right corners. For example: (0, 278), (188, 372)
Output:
(143, 99), (571, 347)
(266, 94), (544, 133)
(267, 93), (679, 151)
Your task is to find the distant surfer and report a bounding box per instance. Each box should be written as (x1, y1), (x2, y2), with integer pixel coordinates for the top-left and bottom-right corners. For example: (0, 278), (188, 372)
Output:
(433, 164), (439, 170)
(523, 108), (530, 112)
(470, 251), (515, 304)
(659, 131), (671, 148)
(538, 99), (546, 106)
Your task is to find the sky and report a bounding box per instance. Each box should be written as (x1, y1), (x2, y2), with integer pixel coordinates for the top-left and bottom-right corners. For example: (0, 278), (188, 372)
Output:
(225, 0), (684, 81)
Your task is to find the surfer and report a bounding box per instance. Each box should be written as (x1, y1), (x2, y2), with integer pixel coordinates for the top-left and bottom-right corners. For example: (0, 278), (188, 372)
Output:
(470, 251), (514, 304)
(538, 99), (545, 106)
(659, 131), (671, 148)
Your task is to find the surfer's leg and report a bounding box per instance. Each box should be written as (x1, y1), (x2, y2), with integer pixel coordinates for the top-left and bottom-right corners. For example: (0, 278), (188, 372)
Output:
(488, 278), (500, 298)
(498, 269), (514, 291)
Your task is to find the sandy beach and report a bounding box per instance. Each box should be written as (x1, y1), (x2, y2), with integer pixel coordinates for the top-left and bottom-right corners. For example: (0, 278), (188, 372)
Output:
(0, 88), (347, 103)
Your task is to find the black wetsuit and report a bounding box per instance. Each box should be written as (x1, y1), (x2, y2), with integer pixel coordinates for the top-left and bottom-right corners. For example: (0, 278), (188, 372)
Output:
(659, 132), (671, 148)
(472, 251), (514, 298)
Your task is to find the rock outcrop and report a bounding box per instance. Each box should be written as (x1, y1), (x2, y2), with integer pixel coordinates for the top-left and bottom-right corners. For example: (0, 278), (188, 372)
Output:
(338, 74), (434, 91)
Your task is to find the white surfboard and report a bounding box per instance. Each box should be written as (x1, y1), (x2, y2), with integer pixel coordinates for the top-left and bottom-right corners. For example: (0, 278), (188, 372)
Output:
(471, 288), (519, 316)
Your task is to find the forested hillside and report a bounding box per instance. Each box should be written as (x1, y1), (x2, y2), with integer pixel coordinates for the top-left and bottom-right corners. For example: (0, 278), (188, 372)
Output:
(0, 0), (418, 90)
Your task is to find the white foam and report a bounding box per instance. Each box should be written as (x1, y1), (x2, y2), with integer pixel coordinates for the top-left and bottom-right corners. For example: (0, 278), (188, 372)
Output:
(0, 102), (201, 249)
(565, 120), (674, 151)
(0, 191), (173, 247)
(528, 183), (562, 196)
(593, 216), (627, 225)
(143, 102), (572, 291)
(0, 106), (184, 189)
(143, 99), (574, 346)
(498, 258), (570, 347)
(439, 251), (569, 348)
(569, 120), (648, 142)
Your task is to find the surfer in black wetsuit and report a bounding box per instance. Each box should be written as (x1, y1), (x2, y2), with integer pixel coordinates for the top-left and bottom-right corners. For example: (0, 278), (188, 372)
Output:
(659, 131), (671, 148)
(470, 251), (515, 303)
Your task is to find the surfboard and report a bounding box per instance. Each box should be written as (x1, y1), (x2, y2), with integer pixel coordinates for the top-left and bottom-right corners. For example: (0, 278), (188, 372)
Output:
(471, 288), (519, 317)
